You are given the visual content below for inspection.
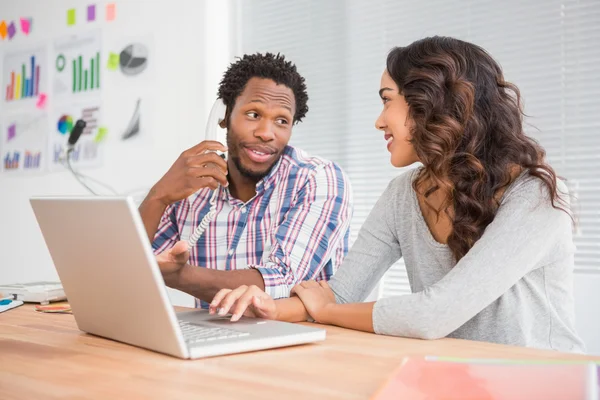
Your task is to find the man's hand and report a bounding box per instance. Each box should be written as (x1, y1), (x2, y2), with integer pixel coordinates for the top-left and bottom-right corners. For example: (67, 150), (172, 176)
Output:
(150, 141), (228, 206)
(209, 285), (279, 322)
(291, 280), (336, 323)
(156, 240), (190, 286)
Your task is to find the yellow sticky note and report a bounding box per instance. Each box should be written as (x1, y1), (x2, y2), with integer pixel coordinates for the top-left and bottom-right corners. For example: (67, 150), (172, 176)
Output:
(94, 127), (108, 143)
(107, 52), (119, 71)
(67, 9), (76, 26)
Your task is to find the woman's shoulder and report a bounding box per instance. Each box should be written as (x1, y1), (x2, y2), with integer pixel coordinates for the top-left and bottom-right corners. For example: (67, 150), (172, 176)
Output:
(387, 166), (421, 194)
(501, 169), (570, 209)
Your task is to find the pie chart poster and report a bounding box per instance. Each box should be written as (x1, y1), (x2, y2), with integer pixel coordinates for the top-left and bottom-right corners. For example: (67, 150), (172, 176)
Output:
(49, 100), (104, 172)
(105, 33), (154, 88)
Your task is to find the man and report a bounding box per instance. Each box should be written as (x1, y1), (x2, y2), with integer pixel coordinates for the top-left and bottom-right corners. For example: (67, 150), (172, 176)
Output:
(139, 53), (353, 308)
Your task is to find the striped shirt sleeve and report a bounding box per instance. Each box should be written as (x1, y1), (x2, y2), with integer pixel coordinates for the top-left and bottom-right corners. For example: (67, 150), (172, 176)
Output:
(151, 201), (184, 255)
(250, 162), (353, 299)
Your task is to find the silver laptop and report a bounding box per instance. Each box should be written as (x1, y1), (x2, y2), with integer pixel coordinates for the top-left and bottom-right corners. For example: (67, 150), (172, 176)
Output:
(29, 196), (325, 359)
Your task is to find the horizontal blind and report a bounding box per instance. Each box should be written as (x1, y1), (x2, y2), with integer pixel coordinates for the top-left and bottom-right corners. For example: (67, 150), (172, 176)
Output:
(234, 0), (600, 302)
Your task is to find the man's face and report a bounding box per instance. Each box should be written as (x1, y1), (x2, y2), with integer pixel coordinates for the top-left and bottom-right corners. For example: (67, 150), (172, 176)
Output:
(226, 77), (296, 181)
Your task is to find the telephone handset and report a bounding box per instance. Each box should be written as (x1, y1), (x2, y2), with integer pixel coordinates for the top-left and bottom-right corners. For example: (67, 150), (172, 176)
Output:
(186, 99), (228, 249)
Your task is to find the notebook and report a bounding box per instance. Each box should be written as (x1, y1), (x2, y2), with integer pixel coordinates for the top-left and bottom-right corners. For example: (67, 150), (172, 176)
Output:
(371, 356), (599, 400)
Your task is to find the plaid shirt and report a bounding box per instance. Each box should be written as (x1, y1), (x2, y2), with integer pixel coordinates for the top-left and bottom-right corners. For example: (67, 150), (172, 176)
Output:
(152, 146), (353, 307)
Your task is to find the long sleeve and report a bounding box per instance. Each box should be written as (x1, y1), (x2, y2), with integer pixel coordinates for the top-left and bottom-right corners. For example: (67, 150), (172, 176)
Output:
(372, 182), (574, 340)
(151, 201), (186, 254)
(329, 178), (403, 304)
(250, 162), (353, 299)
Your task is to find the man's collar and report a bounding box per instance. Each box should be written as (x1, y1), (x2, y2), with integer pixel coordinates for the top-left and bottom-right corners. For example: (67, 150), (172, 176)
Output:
(255, 146), (290, 194)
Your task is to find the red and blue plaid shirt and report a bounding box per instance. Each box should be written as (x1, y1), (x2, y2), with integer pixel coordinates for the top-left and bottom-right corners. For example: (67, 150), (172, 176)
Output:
(152, 146), (353, 307)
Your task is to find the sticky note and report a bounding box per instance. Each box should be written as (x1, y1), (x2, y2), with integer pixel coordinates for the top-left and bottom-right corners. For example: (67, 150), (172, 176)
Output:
(36, 93), (48, 109)
(0, 21), (7, 40)
(87, 5), (96, 22)
(107, 52), (120, 70)
(94, 127), (108, 143)
(67, 8), (76, 26)
(106, 3), (116, 21)
(7, 124), (16, 141)
(20, 17), (31, 34)
(7, 21), (16, 39)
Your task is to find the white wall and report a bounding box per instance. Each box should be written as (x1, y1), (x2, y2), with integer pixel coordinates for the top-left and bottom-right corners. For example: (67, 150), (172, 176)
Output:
(0, 0), (232, 307)
(573, 274), (600, 355)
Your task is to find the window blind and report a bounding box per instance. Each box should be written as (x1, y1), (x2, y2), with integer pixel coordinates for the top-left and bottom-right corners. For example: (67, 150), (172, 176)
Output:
(234, 0), (600, 300)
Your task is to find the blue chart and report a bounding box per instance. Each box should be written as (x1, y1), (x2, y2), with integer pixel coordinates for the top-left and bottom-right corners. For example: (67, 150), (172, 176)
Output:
(1, 113), (48, 173)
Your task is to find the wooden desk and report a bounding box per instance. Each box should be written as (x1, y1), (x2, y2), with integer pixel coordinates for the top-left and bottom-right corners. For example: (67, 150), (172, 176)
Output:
(1, 304), (598, 400)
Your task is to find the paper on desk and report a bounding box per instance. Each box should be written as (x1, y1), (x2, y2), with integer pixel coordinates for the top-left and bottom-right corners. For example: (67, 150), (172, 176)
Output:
(371, 356), (599, 400)
(0, 299), (24, 313)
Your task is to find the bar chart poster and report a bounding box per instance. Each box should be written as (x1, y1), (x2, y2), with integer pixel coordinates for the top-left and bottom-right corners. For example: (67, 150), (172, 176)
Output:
(2, 47), (48, 106)
(53, 31), (102, 97)
(49, 101), (103, 171)
(1, 112), (48, 174)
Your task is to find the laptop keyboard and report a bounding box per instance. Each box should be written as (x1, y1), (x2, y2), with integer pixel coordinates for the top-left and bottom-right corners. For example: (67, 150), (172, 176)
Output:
(178, 320), (250, 344)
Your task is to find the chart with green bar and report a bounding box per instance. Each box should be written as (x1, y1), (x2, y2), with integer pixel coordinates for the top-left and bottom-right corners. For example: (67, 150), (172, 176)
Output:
(70, 52), (100, 92)
(53, 32), (102, 96)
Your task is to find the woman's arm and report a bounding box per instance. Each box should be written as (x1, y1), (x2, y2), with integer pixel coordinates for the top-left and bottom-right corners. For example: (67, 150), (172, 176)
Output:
(295, 179), (573, 340)
(328, 176), (404, 304)
(370, 185), (573, 340)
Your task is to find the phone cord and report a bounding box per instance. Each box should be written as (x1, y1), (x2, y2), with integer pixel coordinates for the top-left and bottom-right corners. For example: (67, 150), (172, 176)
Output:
(187, 188), (219, 249)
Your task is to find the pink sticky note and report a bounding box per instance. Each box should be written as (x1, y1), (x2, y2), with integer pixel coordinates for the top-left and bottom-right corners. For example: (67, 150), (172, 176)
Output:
(36, 93), (47, 109)
(106, 3), (116, 21)
(20, 18), (31, 35)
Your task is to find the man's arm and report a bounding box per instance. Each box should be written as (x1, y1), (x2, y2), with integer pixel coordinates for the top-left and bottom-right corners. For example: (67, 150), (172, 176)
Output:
(157, 162), (352, 304)
(169, 264), (266, 304)
(139, 141), (228, 242)
(250, 162), (353, 299)
(139, 189), (169, 242)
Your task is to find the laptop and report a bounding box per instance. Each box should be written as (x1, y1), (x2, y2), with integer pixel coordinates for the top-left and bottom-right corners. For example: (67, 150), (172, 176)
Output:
(29, 196), (326, 359)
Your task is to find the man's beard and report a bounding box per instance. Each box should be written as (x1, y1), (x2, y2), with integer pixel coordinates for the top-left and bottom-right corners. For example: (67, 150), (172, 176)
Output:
(227, 131), (279, 182)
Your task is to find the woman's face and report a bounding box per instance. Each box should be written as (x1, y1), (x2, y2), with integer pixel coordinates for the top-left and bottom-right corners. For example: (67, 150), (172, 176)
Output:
(375, 70), (420, 168)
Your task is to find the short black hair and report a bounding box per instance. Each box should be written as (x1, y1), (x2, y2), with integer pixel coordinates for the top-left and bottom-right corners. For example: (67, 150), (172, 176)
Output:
(217, 52), (309, 123)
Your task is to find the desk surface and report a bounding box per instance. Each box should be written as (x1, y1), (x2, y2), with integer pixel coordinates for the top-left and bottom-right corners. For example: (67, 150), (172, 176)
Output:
(1, 304), (598, 400)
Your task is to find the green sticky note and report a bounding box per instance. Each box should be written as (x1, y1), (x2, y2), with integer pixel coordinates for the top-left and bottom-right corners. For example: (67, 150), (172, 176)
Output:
(94, 127), (108, 143)
(107, 52), (119, 71)
(67, 9), (76, 26)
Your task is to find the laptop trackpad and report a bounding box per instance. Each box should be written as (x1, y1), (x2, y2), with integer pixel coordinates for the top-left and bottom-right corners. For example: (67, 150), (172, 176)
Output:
(177, 310), (268, 326)
(206, 316), (268, 326)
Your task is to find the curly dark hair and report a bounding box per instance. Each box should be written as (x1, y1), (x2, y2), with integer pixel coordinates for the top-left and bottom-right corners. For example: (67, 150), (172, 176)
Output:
(217, 52), (309, 124)
(386, 36), (567, 262)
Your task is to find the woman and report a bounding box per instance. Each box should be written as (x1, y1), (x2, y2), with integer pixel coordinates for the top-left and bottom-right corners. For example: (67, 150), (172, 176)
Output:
(208, 36), (585, 353)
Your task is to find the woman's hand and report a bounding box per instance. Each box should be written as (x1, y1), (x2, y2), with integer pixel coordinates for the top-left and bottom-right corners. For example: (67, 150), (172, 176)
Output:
(292, 280), (336, 323)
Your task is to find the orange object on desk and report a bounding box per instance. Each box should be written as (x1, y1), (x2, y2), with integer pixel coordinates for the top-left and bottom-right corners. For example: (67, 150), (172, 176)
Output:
(34, 304), (72, 314)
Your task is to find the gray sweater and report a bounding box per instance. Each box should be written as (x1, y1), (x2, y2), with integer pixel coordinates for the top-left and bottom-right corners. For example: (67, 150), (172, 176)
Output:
(330, 168), (585, 353)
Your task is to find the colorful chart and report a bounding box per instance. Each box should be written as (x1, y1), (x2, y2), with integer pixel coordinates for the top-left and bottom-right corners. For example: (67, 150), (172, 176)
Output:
(4, 55), (40, 101)
(57, 115), (73, 135)
(3, 48), (47, 104)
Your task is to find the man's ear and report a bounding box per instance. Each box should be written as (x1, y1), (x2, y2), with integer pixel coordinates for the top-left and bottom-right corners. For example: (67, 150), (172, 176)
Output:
(219, 107), (230, 129)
